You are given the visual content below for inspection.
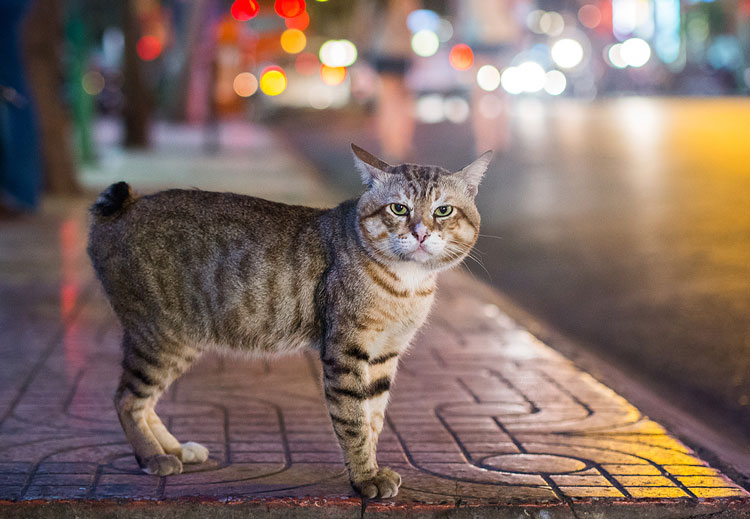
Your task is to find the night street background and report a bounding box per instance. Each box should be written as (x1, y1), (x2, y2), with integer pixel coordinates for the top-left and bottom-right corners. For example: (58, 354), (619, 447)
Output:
(275, 98), (750, 441)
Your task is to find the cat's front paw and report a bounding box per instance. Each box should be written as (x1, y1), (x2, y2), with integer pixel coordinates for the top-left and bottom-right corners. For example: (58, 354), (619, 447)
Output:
(142, 454), (183, 476)
(180, 441), (209, 464)
(353, 467), (402, 499)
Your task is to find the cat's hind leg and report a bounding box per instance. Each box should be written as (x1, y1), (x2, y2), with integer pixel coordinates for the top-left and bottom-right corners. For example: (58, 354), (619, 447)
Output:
(115, 331), (206, 475)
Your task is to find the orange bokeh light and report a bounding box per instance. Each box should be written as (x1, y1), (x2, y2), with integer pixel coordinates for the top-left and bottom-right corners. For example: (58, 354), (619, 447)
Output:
(136, 35), (162, 61)
(320, 65), (347, 85)
(449, 44), (474, 70)
(280, 28), (307, 54)
(285, 10), (309, 30)
(231, 0), (259, 21)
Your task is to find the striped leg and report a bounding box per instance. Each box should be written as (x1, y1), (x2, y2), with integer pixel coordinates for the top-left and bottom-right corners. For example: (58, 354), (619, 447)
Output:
(322, 344), (401, 499)
(115, 331), (206, 475)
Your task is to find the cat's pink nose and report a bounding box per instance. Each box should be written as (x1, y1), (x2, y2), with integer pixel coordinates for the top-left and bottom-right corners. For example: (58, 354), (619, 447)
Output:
(412, 222), (430, 243)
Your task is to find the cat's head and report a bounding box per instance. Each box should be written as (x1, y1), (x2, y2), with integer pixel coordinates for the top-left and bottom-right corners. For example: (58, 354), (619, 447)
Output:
(353, 144), (491, 272)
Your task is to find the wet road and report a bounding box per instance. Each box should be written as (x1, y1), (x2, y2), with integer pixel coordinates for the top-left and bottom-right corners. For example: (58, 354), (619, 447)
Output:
(276, 97), (750, 439)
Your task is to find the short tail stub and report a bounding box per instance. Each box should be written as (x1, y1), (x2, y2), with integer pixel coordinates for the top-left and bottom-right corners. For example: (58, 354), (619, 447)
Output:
(91, 182), (133, 217)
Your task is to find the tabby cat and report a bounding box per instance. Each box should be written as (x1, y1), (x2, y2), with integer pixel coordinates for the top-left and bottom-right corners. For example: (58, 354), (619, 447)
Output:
(87, 144), (491, 499)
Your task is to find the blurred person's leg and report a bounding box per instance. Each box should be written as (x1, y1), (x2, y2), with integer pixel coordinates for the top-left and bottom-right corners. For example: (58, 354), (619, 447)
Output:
(0, 0), (42, 214)
(376, 73), (414, 163)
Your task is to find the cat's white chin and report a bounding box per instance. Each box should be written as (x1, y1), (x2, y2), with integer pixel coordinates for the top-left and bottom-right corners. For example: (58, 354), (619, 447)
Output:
(406, 247), (437, 263)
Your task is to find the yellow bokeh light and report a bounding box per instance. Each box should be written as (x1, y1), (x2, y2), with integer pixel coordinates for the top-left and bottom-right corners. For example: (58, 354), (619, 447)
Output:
(259, 68), (287, 96)
(320, 65), (346, 86)
(233, 72), (258, 97)
(280, 28), (306, 54)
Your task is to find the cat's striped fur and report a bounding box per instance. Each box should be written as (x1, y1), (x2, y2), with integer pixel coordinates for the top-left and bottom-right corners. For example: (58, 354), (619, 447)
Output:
(87, 145), (490, 498)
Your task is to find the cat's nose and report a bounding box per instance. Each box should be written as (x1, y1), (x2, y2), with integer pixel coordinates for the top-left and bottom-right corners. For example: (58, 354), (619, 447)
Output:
(412, 222), (430, 243)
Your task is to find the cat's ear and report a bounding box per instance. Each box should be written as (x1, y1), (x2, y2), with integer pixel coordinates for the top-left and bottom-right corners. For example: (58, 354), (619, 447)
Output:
(455, 151), (493, 196)
(351, 144), (392, 186)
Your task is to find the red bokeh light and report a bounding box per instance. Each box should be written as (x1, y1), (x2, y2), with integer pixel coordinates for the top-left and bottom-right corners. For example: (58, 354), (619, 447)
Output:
(231, 0), (259, 21)
(449, 44), (474, 70)
(285, 10), (309, 30)
(295, 52), (319, 75)
(136, 35), (163, 61)
(275, 0), (305, 18)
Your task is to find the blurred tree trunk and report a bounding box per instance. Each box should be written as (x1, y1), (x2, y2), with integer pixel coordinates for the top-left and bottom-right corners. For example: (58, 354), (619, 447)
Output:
(122, 0), (151, 147)
(22, 0), (80, 195)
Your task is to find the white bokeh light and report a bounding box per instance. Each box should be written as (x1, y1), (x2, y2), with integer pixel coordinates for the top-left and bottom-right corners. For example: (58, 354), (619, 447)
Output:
(477, 65), (501, 91)
(621, 37), (651, 67)
(443, 96), (470, 123)
(415, 94), (445, 123)
(518, 61), (547, 93)
(500, 67), (523, 94)
(411, 30), (440, 57)
(319, 39), (357, 68)
(551, 38), (584, 69)
(607, 44), (627, 68)
(544, 70), (567, 95)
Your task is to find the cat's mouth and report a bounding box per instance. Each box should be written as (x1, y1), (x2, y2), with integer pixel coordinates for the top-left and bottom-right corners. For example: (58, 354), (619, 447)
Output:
(408, 245), (434, 262)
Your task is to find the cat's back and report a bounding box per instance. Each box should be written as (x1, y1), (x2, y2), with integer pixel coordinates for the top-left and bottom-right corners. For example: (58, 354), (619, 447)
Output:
(89, 187), (326, 259)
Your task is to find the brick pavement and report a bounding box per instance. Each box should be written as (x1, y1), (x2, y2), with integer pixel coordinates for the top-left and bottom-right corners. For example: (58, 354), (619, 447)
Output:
(1, 124), (749, 517)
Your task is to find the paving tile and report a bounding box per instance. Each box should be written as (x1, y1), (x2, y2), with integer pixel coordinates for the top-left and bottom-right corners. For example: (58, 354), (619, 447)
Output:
(0, 155), (748, 516)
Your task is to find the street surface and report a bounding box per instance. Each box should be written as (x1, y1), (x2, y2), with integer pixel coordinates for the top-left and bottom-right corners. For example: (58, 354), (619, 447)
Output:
(1, 122), (747, 516)
(275, 97), (750, 444)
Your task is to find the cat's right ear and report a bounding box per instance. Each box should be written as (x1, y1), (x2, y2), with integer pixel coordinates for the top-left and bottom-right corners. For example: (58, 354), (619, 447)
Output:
(351, 144), (392, 186)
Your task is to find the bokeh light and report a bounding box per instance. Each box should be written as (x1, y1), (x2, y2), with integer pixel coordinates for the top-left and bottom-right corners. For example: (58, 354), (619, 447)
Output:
(231, 0), (259, 21)
(477, 65), (501, 91)
(527, 10), (545, 34)
(233, 72), (258, 97)
(551, 39), (584, 69)
(320, 65), (347, 85)
(319, 39), (357, 67)
(295, 52), (319, 75)
(607, 44), (628, 68)
(136, 35), (162, 61)
(285, 10), (310, 30)
(501, 67), (523, 94)
(281, 28), (306, 54)
(443, 96), (470, 124)
(578, 4), (602, 29)
(259, 67), (287, 96)
(82, 71), (105, 96)
(539, 11), (564, 36)
(275, 0), (305, 18)
(437, 19), (453, 42)
(411, 30), (440, 58)
(621, 38), (651, 67)
(544, 70), (567, 95)
(449, 44), (474, 71)
(415, 94), (444, 124)
(308, 86), (334, 109)
(407, 9), (440, 33)
(518, 61), (546, 92)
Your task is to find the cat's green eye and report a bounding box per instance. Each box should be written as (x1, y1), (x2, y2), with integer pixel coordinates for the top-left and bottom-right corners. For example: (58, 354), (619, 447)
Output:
(389, 203), (409, 216)
(434, 205), (454, 218)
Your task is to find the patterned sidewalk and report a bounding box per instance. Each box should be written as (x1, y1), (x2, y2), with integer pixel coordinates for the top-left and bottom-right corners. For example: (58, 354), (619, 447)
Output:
(1, 125), (749, 517)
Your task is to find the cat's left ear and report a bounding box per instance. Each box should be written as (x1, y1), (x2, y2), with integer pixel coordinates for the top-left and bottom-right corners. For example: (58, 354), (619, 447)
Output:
(351, 144), (392, 186)
(455, 151), (493, 196)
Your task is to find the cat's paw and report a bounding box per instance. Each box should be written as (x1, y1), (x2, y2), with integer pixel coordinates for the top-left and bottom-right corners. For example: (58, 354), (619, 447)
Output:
(353, 467), (402, 499)
(180, 442), (209, 464)
(142, 454), (183, 476)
